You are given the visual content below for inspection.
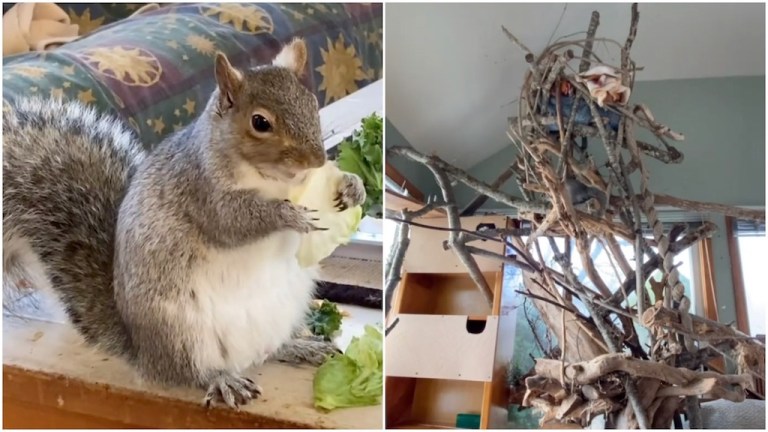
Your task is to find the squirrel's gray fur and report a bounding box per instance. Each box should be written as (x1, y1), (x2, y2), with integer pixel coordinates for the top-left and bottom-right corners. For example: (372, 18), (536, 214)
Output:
(3, 39), (366, 408)
(4, 97), (144, 356)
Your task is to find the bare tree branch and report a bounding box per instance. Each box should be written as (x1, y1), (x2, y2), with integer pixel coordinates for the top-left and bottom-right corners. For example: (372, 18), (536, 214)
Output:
(427, 163), (494, 304)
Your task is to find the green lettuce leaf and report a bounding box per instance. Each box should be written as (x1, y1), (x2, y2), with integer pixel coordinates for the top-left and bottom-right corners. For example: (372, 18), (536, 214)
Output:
(290, 163), (363, 267)
(307, 300), (343, 341)
(313, 325), (383, 411)
(336, 113), (383, 216)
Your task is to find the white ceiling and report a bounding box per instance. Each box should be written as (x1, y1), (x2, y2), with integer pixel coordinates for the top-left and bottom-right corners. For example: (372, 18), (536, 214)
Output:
(386, 3), (766, 169)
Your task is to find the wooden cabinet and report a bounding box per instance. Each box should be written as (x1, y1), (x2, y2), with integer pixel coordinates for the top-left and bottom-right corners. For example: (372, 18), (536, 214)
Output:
(386, 215), (513, 429)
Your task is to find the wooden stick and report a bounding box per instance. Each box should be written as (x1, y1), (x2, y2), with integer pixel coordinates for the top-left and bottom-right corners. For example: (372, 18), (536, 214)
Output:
(427, 164), (494, 304)
(608, 222), (717, 307)
(621, 3), (639, 86)
(656, 377), (748, 402)
(642, 303), (765, 347)
(652, 193), (765, 222)
(579, 11), (600, 73)
(539, 52), (572, 113)
(535, 353), (753, 390)
(460, 165), (517, 216)
(466, 246), (537, 273)
(605, 234), (633, 277)
(388, 146), (549, 212)
(501, 24), (535, 62)
(575, 236), (613, 298)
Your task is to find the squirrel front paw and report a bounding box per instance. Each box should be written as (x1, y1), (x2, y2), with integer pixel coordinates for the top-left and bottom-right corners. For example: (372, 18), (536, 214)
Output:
(280, 201), (327, 233)
(203, 371), (262, 409)
(334, 173), (366, 212)
(270, 337), (342, 366)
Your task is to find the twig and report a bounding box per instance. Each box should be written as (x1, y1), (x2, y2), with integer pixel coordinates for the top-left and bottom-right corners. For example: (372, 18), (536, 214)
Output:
(621, 3), (639, 86)
(461, 165), (518, 216)
(605, 234), (632, 277)
(501, 24), (535, 62)
(652, 194), (765, 222)
(539, 52), (572, 114)
(546, 4), (569, 47)
(389, 146), (549, 212)
(523, 298), (551, 356)
(608, 222), (717, 307)
(579, 11), (600, 73)
(405, 200), (447, 219)
(464, 246), (536, 273)
(516, 290), (579, 315)
(386, 216), (515, 245)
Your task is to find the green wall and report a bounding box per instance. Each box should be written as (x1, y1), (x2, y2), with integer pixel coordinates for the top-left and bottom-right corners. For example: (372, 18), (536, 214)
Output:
(459, 76), (766, 210)
(385, 119), (441, 199)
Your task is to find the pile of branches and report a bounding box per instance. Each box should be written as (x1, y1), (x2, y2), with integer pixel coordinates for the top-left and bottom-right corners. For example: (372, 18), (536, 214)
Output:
(386, 3), (765, 429)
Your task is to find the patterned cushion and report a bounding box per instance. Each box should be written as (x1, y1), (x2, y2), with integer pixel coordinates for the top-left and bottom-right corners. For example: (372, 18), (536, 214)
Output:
(2, 3), (383, 149)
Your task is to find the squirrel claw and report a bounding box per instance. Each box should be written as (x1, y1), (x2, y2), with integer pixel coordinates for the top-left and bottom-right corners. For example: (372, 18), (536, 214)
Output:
(203, 372), (262, 409)
(334, 197), (348, 212)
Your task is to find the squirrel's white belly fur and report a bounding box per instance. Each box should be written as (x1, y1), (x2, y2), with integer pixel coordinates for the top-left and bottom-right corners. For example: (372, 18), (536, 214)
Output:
(187, 230), (315, 373)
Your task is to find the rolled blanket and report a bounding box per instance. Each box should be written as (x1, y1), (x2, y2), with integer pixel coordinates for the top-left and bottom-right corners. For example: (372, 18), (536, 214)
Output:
(3, 3), (80, 56)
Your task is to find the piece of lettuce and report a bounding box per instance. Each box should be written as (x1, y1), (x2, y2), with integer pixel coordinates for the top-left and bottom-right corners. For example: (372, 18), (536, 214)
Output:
(313, 325), (383, 411)
(307, 300), (343, 341)
(290, 162), (363, 267)
(336, 113), (383, 217)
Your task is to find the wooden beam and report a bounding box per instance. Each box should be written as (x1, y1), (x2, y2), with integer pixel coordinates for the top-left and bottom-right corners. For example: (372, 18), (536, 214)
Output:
(725, 216), (750, 335)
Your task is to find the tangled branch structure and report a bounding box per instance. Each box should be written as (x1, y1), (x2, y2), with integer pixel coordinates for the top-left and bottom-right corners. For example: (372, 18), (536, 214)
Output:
(386, 3), (764, 429)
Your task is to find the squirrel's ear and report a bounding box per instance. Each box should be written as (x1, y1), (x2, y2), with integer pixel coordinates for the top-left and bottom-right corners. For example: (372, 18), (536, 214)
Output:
(214, 52), (243, 116)
(272, 38), (307, 77)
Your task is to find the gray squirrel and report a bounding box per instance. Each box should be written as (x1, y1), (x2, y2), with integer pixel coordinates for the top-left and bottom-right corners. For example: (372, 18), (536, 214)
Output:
(3, 38), (366, 408)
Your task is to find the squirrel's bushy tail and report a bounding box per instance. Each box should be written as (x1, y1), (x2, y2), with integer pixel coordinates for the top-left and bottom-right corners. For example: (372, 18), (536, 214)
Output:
(3, 98), (145, 357)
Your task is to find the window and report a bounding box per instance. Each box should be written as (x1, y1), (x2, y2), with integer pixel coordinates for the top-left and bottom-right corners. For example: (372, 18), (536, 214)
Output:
(733, 219), (767, 337)
(738, 235), (766, 336)
(506, 236), (698, 314)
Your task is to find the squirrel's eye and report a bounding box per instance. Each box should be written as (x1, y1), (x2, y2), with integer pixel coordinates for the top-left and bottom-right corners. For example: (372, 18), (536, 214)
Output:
(251, 114), (272, 133)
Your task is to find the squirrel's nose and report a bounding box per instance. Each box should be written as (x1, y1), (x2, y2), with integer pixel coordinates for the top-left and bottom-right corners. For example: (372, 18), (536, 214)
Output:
(309, 145), (326, 168)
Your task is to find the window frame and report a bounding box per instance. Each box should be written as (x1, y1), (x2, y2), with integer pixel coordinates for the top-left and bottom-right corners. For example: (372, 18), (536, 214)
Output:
(725, 215), (767, 336)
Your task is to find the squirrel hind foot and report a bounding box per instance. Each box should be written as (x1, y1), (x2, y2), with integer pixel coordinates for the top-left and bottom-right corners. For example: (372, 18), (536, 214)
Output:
(203, 372), (262, 409)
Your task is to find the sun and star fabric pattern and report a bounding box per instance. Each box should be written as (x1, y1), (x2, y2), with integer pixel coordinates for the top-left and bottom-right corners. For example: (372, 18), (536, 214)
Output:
(2, 3), (383, 148)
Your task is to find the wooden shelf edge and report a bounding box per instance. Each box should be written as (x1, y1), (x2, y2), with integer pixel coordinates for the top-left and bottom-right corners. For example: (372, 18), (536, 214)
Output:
(3, 365), (318, 429)
(389, 422), (456, 429)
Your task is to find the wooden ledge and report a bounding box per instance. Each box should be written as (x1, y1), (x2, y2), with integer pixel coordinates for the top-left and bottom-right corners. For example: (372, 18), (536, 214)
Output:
(4, 314), (381, 429)
(4, 365), (312, 429)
